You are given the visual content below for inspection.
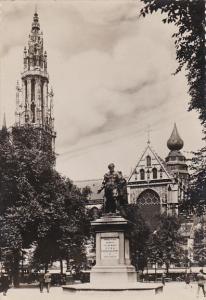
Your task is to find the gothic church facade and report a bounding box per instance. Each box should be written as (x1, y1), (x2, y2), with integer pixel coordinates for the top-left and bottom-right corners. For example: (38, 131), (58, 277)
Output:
(80, 124), (189, 231)
(127, 124), (189, 228)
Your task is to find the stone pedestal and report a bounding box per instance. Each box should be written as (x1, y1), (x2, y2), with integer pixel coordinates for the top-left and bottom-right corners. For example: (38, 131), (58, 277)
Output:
(63, 213), (163, 294)
(90, 214), (137, 285)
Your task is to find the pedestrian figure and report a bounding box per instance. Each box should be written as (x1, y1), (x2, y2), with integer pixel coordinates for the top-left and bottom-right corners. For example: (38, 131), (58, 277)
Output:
(0, 273), (9, 296)
(162, 272), (166, 286)
(197, 269), (206, 298)
(38, 273), (44, 293)
(71, 267), (76, 281)
(185, 272), (191, 289)
(44, 271), (51, 293)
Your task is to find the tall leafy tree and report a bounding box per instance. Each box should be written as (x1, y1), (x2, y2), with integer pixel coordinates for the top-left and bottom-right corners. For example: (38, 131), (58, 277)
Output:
(147, 230), (163, 280)
(0, 125), (90, 285)
(0, 127), (31, 286)
(147, 213), (183, 274)
(140, 0), (205, 127)
(188, 147), (206, 213)
(122, 204), (151, 271)
(32, 175), (90, 272)
(178, 146), (206, 216)
(139, 1), (206, 230)
(193, 222), (206, 266)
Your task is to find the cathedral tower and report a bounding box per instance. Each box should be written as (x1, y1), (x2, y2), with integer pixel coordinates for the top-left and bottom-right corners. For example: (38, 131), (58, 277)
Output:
(15, 11), (56, 150)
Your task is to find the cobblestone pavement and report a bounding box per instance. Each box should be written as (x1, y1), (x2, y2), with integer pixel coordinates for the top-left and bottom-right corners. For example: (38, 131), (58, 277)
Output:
(0, 283), (203, 300)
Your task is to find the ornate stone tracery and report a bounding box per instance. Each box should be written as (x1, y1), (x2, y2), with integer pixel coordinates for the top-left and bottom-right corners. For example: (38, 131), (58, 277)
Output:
(15, 11), (56, 150)
(137, 189), (160, 206)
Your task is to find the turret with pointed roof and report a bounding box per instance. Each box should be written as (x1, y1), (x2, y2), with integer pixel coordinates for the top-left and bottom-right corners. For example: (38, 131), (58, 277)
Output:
(165, 123), (188, 179)
(167, 123), (184, 151)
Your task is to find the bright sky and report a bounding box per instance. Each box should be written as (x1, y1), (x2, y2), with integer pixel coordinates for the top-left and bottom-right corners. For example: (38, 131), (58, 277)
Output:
(0, 0), (204, 180)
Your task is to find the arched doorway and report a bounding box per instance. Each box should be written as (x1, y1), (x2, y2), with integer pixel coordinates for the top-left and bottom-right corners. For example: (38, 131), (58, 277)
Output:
(137, 189), (161, 229)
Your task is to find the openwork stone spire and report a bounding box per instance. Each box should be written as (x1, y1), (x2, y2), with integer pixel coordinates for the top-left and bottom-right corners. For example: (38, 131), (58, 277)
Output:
(25, 11), (46, 72)
(32, 11), (40, 32)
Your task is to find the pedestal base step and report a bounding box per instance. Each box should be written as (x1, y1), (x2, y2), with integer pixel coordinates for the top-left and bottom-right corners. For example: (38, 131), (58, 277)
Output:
(62, 282), (163, 294)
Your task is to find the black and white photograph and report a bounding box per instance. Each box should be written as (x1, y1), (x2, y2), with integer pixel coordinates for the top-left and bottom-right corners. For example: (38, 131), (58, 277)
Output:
(0, 0), (205, 299)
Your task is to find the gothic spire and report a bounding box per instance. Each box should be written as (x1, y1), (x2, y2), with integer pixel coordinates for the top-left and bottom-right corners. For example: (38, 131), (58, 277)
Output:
(167, 123), (184, 151)
(147, 125), (151, 145)
(15, 11), (56, 151)
(2, 113), (6, 130)
(32, 10), (40, 32)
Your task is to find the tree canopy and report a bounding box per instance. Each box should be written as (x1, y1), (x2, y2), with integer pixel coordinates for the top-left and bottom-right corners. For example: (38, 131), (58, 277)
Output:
(140, 0), (205, 129)
(140, 0), (206, 225)
(122, 204), (151, 271)
(147, 213), (183, 274)
(187, 147), (206, 214)
(0, 125), (90, 285)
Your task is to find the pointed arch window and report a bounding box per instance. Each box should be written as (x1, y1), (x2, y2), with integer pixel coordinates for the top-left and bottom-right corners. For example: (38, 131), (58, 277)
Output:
(31, 79), (35, 101)
(41, 81), (44, 121)
(140, 169), (145, 180)
(147, 169), (150, 180)
(25, 81), (28, 100)
(152, 168), (157, 179)
(31, 101), (35, 123)
(137, 189), (160, 206)
(146, 155), (151, 167)
(159, 168), (163, 178)
(134, 170), (138, 181)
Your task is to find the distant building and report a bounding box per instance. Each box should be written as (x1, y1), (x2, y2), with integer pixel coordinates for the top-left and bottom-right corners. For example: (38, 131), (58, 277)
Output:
(77, 124), (189, 228)
(76, 124), (193, 265)
(127, 123), (189, 229)
(75, 179), (104, 219)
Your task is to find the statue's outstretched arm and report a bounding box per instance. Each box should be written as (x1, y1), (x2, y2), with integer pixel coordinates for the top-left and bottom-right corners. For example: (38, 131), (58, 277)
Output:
(97, 185), (105, 194)
(97, 178), (106, 193)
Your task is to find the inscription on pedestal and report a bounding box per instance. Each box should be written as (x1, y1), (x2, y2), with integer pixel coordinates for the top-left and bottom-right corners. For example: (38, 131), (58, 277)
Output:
(101, 237), (119, 259)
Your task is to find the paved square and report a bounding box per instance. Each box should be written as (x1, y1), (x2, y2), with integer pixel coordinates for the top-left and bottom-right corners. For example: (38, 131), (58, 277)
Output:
(0, 283), (203, 300)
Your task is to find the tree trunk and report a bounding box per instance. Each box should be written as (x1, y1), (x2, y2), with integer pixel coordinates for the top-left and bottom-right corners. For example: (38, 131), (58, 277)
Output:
(21, 253), (24, 282)
(66, 257), (70, 271)
(60, 259), (63, 274)
(45, 264), (48, 273)
(155, 261), (157, 281)
(166, 262), (169, 275)
(12, 250), (20, 288)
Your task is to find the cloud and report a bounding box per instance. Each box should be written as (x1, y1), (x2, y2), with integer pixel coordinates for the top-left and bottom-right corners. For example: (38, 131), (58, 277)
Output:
(0, 2), (31, 57)
(1, 1), (203, 180)
(53, 30), (175, 149)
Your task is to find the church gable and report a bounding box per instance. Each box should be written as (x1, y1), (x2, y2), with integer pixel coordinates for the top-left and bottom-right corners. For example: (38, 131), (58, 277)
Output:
(128, 144), (172, 183)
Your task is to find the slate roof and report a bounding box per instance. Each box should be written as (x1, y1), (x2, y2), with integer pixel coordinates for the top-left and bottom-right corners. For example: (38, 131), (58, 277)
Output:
(74, 178), (104, 201)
